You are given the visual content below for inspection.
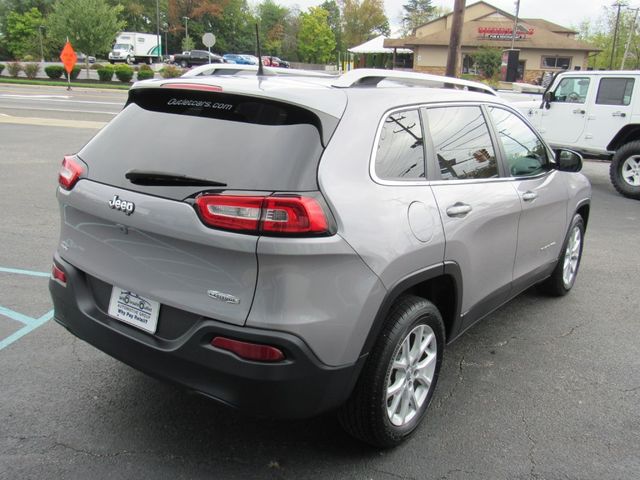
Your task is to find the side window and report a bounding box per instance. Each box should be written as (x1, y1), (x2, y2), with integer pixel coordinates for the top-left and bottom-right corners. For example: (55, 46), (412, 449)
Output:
(374, 109), (425, 180)
(553, 77), (590, 103)
(488, 107), (548, 177)
(596, 78), (634, 106)
(425, 106), (498, 180)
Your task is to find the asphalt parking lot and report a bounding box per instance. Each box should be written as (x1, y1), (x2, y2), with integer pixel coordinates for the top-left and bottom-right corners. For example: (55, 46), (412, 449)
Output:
(1, 85), (639, 479)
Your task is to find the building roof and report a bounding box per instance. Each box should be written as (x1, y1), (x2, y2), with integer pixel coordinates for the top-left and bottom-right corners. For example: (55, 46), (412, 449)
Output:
(348, 35), (413, 54)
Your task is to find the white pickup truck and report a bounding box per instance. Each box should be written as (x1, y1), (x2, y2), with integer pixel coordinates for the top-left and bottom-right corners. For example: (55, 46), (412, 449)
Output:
(514, 70), (640, 199)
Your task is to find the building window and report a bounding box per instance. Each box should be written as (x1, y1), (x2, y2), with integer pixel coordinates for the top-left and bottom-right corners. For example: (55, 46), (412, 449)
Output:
(596, 78), (635, 106)
(541, 56), (572, 69)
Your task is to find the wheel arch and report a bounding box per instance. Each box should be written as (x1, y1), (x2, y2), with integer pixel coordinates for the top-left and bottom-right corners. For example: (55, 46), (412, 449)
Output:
(360, 263), (462, 358)
(607, 124), (640, 151)
(575, 200), (590, 231)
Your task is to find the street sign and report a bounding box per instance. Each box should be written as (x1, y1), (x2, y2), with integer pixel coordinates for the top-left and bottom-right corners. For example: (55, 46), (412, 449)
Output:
(202, 33), (216, 48)
(59, 41), (77, 74)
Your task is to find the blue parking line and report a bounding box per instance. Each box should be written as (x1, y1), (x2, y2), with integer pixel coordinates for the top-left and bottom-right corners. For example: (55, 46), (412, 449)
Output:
(0, 266), (50, 278)
(0, 309), (54, 351)
(0, 305), (34, 325)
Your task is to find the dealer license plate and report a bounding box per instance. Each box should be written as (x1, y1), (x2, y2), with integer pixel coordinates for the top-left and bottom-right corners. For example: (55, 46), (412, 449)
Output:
(107, 286), (160, 334)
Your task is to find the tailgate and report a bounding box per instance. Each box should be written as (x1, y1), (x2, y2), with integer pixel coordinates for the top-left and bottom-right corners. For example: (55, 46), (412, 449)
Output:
(57, 181), (258, 326)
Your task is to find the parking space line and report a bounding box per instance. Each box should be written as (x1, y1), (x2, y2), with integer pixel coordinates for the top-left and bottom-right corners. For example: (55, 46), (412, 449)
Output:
(0, 266), (50, 277)
(0, 305), (34, 325)
(0, 309), (54, 351)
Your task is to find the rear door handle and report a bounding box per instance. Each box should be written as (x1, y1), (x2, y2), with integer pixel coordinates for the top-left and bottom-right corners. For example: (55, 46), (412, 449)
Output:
(446, 203), (472, 217)
(572, 109), (586, 114)
(612, 111), (627, 117)
(522, 191), (538, 202)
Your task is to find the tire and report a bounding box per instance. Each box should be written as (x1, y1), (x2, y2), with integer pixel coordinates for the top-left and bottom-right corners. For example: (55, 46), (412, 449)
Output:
(180, 60), (188, 68)
(540, 214), (585, 296)
(338, 295), (444, 448)
(109, 61), (114, 65)
(610, 141), (640, 200)
(126, 56), (132, 65)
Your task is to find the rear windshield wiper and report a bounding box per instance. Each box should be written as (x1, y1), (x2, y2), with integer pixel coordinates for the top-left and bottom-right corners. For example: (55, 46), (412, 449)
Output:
(125, 170), (227, 187)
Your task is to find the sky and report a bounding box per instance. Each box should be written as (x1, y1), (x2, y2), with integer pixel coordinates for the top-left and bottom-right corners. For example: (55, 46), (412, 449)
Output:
(271, 0), (609, 35)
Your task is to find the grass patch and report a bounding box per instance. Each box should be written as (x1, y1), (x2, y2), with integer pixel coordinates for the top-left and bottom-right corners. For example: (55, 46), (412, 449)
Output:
(0, 77), (130, 90)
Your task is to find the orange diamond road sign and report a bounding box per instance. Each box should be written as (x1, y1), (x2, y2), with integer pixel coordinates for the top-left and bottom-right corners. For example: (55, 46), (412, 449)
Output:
(60, 41), (77, 74)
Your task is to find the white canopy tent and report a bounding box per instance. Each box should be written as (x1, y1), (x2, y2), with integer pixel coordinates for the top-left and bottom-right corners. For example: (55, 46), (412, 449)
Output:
(347, 35), (413, 54)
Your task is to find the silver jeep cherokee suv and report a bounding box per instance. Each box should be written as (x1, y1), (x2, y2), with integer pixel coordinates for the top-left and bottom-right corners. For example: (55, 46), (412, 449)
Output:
(49, 69), (591, 447)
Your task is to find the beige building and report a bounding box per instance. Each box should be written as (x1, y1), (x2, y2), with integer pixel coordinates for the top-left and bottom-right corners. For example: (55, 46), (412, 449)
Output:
(385, 1), (599, 83)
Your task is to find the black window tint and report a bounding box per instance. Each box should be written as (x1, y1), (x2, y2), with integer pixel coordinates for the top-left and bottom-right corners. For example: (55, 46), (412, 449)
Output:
(426, 106), (498, 180)
(489, 107), (548, 177)
(375, 109), (425, 180)
(596, 78), (634, 106)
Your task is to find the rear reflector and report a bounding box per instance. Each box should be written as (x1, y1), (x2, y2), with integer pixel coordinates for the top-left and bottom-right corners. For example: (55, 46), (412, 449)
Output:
(51, 264), (67, 286)
(195, 194), (330, 236)
(211, 337), (285, 362)
(58, 156), (84, 190)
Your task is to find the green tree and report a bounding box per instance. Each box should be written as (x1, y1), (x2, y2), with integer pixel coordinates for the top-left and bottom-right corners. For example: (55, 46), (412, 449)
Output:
(577, 7), (640, 70)
(47, 0), (125, 75)
(281, 7), (301, 60)
(181, 35), (194, 50)
(471, 46), (501, 78)
(320, 0), (342, 54)
(5, 7), (43, 59)
(297, 6), (335, 63)
(401, 0), (436, 36)
(341, 0), (389, 48)
(257, 0), (289, 55)
(205, 0), (254, 53)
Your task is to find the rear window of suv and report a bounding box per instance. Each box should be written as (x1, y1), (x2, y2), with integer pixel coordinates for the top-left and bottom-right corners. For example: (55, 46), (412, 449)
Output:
(78, 88), (328, 198)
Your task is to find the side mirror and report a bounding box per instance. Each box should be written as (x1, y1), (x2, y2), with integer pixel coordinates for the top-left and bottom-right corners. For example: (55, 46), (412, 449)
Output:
(555, 149), (583, 172)
(543, 91), (554, 109)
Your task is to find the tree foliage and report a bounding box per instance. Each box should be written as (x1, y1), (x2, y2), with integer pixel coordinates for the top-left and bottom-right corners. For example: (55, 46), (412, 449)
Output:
(5, 7), (43, 59)
(297, 6), (335, 63)
(46, 0), (125, 56)
(341, 0), (389, 49)
(577, 6), (640, 70)
(320, 0), (342, 54)
(401, 0), (436, 36)
(257, 0), (289, 55)
(471, 46), (501, 78)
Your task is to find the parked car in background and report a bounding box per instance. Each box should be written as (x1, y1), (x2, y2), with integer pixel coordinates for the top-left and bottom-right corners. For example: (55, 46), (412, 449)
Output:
(223, 54), (253, 65)
(76, 52), (96, 64)
(272, 57), (290, 68)
(241, 55), (259, 65)
(514, 70), (640, 199)
(173, 50), (225, 68)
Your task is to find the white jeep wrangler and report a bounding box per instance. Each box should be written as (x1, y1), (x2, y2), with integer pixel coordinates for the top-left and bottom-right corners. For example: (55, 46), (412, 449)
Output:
(515, 70), (640, 199)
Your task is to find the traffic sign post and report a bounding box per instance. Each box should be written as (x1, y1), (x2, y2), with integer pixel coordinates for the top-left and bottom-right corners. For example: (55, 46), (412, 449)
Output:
(59, 40), (77, 91)
(202, 33), (216, 64)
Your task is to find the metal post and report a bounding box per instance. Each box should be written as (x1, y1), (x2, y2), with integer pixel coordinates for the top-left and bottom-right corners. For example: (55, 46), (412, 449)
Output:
(610, 1), (626, 69)
(156, 0), (161, 61)
(621, 8), (638, 69)
(183, 16), (190, 48)
(38, 25), (44, 62)
(511, 0), (521, 50)
(445, 0), (466, 78)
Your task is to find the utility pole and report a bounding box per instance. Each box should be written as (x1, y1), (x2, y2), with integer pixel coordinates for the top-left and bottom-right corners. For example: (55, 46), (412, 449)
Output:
(510, 0), (521, 50)
(38, 25), (45, 62)
(621, 8), (639, 69)
(183, 16), (190, 48)
(156, 0), (161, 61)
(445, 0), (466, 78)
(610, 1), (627, 69)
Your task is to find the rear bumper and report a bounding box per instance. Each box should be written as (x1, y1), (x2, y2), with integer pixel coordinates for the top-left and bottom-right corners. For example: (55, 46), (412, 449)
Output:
(49, 254), (364, 419)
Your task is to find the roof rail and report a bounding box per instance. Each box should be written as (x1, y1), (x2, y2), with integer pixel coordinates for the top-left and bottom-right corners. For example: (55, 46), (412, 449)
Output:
(331, 69), (497, 96)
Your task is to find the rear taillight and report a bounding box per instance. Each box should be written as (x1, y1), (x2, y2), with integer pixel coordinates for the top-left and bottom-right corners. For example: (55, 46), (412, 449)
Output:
(195, 195), (331, 236)
(51, 264), (67, 286)
(58, 155), (84, 190)
(211, 336), (285, 362)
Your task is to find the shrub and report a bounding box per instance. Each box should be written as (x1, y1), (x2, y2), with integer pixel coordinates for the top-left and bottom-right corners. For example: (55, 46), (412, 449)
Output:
(91, 63), (103, 70)
(23, 62), (40, 79)
(159, 65), (182, 79)
(44, 65), (64, 79)
(7, 62), (23, 77)
(0, 64), (5, 75)
(22, 54), (34, 62)
(136, 68), (154, 80)
(97, 65), (114, 81)
(63, 66), (81, 80)
(472, 46), (502, 79)
(114, 64), (134, 82)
